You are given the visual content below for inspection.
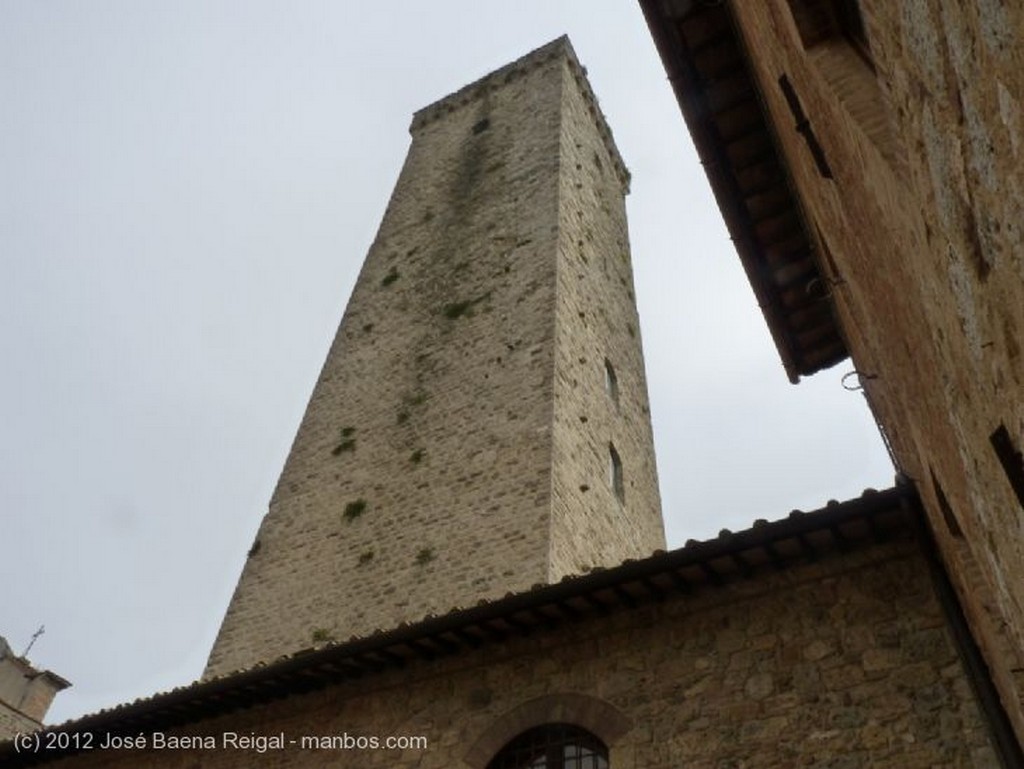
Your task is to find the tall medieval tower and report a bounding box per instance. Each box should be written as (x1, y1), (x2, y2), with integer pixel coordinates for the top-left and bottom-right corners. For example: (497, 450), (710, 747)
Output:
(205, 37), (664, 678)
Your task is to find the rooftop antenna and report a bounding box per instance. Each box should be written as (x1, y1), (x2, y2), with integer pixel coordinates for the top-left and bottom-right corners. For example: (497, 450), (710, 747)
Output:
(23, 625), (44, 658)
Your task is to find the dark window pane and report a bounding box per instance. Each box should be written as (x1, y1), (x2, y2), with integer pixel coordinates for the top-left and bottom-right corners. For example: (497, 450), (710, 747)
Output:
(488, 724), (609, 769)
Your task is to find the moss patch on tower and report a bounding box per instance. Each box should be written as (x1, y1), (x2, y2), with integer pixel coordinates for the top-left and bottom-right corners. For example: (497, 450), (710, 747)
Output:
(332, 439), (356, 455)
(343, 499), (367, 522)
(332, 427), (357, 455)
(310, 628), (334, 644)
(441, 291), (491, 320)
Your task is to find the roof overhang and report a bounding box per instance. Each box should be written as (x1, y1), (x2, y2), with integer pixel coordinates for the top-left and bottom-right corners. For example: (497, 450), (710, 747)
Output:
(640, 0), (848, 381)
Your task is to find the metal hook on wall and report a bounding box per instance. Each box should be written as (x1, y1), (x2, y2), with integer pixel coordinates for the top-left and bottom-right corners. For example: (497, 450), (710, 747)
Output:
(841, 370), (877, 391)
(806, 275), (846, 301)
(805, 277), (832, 301)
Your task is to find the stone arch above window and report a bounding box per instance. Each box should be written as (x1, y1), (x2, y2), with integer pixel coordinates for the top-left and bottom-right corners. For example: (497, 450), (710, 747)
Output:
(464, 694), (631, 769)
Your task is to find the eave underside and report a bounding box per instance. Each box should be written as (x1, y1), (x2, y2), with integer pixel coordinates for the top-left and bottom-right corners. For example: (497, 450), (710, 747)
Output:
(641, 0), (848, 381)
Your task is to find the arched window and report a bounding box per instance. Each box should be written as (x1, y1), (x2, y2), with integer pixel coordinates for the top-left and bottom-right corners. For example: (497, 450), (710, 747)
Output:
(487, 724), (608, 769)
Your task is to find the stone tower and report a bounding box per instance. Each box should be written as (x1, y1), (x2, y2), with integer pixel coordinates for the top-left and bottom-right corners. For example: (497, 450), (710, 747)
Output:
(205, 37), (664, 678)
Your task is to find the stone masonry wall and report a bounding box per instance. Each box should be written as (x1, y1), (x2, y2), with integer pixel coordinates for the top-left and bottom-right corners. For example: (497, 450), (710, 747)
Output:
(48, 536), (997, 768)
(0, 653), (62, 739)
(0, 705), (37, 743)
(727, 0), (1024, 742)
(206, 39), (663, 679)
(549, 53), (665, 578)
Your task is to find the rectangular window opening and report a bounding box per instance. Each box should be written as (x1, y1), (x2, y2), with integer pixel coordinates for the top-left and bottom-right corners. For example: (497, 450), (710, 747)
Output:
(785, 0), (905, 172)
(778, 74), (834, 179)
(787, 0), (872, 65)
(990, 424), (1024, 510)
(930, 467), (964, 538)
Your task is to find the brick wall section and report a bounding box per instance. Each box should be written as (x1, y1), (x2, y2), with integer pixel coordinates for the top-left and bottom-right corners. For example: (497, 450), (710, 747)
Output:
(50, 538), (997, 768)
(205, 38), (664, 679)
(726, 0), (1024, 741)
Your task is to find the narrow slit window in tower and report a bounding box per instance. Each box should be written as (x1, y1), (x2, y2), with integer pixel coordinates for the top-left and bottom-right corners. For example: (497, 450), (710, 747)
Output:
(604, 358), (619, 406)
(930, 467), (964, 538)
(609, 443), (624, 503)
(991, 423), (1024, 510)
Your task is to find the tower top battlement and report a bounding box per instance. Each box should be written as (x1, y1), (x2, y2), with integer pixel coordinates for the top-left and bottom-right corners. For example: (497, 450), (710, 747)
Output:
(411, 36), (631, 192)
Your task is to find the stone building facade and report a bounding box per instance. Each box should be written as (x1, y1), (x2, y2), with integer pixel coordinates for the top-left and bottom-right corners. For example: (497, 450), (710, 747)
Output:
(206, 37), (665, 680)
(642, 0), (1024, 751)
(2, 16), (1021, 768)
(0, 489), (1007, 767)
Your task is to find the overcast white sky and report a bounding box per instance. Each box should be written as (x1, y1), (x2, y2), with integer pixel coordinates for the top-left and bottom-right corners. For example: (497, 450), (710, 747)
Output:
(0, 2), (894, 724)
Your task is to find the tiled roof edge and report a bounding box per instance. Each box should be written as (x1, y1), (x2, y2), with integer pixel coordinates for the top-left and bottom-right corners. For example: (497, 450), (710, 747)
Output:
(0, 484), (916, 766)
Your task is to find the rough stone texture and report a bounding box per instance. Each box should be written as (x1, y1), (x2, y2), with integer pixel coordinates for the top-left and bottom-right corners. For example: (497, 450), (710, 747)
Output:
(0, 639), (67, 739)
(44, 538), (998, 768)
(549, 48), (663, 580)
(205, 38), (664, 679)
(728, 0), (1024, 743)
(0, 705), (38, 743)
